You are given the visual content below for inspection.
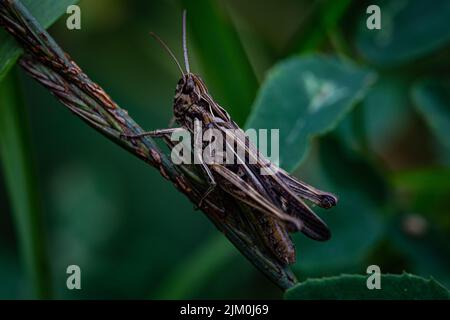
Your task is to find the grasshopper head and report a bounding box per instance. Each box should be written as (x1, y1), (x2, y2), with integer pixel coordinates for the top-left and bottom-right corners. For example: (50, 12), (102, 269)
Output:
(173, 73), (209, 121)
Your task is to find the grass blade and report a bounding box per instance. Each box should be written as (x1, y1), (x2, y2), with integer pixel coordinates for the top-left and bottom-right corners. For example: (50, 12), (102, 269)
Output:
(0, 68), (51, 299)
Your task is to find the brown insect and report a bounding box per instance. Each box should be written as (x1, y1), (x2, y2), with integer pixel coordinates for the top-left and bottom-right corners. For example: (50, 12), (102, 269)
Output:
(125, 11), (337, 266)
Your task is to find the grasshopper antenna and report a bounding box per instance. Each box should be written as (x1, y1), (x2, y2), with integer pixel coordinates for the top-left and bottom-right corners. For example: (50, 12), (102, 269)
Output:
(182, 10), (191, 74)
(149, 32), (185, 77)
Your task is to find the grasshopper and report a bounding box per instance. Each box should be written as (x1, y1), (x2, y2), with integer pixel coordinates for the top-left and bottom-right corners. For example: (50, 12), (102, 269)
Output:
(125, 11), (337, 266)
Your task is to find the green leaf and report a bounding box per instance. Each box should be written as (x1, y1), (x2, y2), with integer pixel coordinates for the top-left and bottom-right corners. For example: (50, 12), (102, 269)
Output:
(0, 0), (78, 81)
(412, 79), (450, 149)
(336, 76), (412, 156)
(246, 55), (376, 172)
(285, 273), (450, 300)
(356, 0), (450, 66)
(362, 76), (412, 154)
(292, 136), (385, 276)
(0, 70), (51, 298)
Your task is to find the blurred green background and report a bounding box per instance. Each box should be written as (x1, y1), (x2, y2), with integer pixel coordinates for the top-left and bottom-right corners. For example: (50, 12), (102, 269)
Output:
(0, 0), (449, 299)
